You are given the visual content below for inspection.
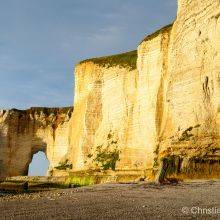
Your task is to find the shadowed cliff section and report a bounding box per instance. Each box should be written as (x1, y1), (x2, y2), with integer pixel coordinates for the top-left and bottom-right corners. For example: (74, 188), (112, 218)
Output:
(0, 107), (73, 179)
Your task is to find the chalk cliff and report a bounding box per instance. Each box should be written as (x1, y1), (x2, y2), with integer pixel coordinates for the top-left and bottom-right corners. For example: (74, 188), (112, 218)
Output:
(157, 0), (220, 178)
(68, 51), (143, 172)
(0, 107), (73, 178)
(68, 0), (220, 179)
(0, 0), (219, 180)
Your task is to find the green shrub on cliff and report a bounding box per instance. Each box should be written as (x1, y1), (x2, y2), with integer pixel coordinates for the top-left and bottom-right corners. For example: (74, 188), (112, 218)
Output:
(140, 23), (173, 44)
(93, 145), (120, 171)
(55, 159), (72, 170)
(79, 50), (137, 70)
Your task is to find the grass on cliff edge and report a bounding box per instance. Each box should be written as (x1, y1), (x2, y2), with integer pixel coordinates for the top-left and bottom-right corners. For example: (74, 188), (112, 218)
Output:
(79, 50), (137, 70)
(140, 23), (173, 44)
(78, 24), (174, 70)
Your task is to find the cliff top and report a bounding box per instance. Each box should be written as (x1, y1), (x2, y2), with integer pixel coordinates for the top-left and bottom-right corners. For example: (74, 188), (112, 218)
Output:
(78, 50), (137, 70)
(78, 24), (174, 70)
(0, 107), (73, 115)
(140, 23), (173, 44)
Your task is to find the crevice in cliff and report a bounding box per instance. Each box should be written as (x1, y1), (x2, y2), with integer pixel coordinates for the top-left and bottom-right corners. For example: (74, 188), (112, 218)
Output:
(84, 74), (103, 162)
(155, 26), (172, 139)
(7, 116), (12, 176)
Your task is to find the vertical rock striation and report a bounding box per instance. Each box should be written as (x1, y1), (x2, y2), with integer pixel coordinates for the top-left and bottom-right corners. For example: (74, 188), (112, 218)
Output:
(0, 0), (219, 180)
(156, 0), (220, 178)
(135, 24), (173, 171)
(68, 0), (220, 179)
(68, 51), (143, 172)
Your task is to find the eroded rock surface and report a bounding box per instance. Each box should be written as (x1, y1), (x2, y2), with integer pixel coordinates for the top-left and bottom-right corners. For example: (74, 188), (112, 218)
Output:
(0, 0), (219, 180)
(68, 0), (220, 179)
(0, 107), (73, 178)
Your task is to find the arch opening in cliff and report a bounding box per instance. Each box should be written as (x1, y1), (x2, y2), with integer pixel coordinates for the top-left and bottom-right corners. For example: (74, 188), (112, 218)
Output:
(28, 151), (49, 176)
(0, 107), (73, 178)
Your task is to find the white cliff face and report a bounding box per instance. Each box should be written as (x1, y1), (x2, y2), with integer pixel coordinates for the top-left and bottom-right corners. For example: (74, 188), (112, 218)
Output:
(69, 60), (146, 171)
(68, 23), (173, 174)
(0, 0), (219, 180)
(68, 0), (220, 178)
(134, 0), (220, 177)
(0, 108), (73, 178)
(135, 25), (173, 170)
(168, 0), (220, 135)
(162, 0), (220, 153)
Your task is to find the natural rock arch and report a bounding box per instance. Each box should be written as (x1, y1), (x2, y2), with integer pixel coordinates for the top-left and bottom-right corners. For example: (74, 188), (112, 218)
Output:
(26, 143), (47, 176)
(0, 107), (73, 178)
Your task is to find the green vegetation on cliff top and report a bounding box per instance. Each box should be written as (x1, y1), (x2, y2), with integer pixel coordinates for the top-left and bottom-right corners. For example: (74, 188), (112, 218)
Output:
(140, 23), (173, 44)
(9, 107), (73, 115)
(79, 50), (137, 70)
(78, 24), (173, 70)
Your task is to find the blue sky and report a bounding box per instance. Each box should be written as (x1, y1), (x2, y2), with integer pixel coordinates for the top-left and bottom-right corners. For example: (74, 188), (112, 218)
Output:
(0, 0), (177, 110)
(28, 151), (49, 176)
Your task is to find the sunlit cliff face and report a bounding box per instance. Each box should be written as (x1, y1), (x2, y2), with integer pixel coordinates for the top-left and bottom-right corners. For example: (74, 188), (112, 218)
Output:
(68, 0), (220, 179)
(0, 0), (219, 180)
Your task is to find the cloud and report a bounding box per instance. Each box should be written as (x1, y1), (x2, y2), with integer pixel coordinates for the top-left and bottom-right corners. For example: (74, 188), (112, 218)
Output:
(87, 25), (125, 45)
(166, 0), (177, 7)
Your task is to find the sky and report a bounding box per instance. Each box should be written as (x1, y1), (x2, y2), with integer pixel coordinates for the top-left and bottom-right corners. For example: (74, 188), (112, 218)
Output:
(0, 0), (177, 175)
(0, 0), (177, 110)
(28, 151), (49, 176)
